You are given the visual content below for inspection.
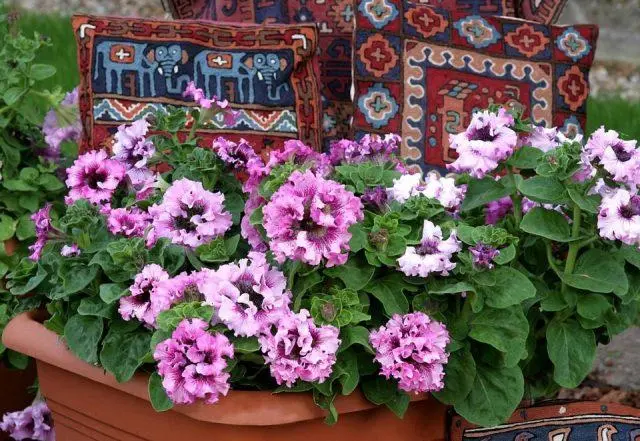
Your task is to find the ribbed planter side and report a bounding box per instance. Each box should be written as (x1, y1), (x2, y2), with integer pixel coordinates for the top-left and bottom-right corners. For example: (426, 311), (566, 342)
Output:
(3, 312), (449, 441)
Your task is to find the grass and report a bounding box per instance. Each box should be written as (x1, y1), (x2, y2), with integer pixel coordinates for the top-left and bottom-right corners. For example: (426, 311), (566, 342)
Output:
(10, 9), (640, 140)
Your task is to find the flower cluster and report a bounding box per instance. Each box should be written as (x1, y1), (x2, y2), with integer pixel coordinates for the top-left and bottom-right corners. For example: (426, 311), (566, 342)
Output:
(202, 252), (291, 337)
(370, 312), (450, 393)
(259, 309), (340, 386)
(397, 220), (461, 277)
(148, 178), (232, 248)
(154, 318), (234, 405)
(262, 170), (363, 266)
(328, 134), (403, 169)
(447, 108), (518, 178)
(0, 401), (55, 441)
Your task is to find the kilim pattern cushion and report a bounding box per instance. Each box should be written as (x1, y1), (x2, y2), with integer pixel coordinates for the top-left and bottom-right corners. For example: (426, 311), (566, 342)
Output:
(72, 15), (323, 152)
(166, 0), (517, 148)
(450, 402), (640, 441)
(519, 0), (569, 25)
(353, 0), (598, 171)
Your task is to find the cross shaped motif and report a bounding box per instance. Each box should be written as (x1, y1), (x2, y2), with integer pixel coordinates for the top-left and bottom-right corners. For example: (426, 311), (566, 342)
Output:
(565, 36), (582, 53)
(115, 48), (131, 60)
(371, 95), (389, 113)
(371, 2), (387, 18)
(416, 11), (435, 28)
(567, 78), (582, 96)
(519, 35), (535, 49)
(210, 56), (229, 66)
(370, 47), (387, 62)
(341, 5), (354, 22)
(468, 23), (485, 38)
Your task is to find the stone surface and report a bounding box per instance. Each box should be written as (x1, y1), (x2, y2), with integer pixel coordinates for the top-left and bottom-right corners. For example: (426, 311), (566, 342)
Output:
(593, 327), (640, 391)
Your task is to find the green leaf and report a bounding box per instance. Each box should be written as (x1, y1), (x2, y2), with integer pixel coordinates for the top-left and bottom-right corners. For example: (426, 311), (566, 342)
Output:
(10, 265), (47, 296)
(78, 296), (117, 318)
(339, 326), (374, 354)
(385, 392), (410, 419)
(156, 302), (214, 333)
(567, 188), (600, 214)
(520, 208), (571, 242)
(100, 328), (151, 383)
(0, 215), (16, 241)
(454, 364), (524, 427)
(349, 223), (367, 253)
(517, 176), (566, 204)
(429, 281), (475, 295)
(231, 337), (260, 353)
(482, 267), (536, 309)
(620, 245), (640, 270)
(493, 243), (516, 265)
(3, 180), (37, 192)
(469, 306), (529, 367)
(7, 350), (29, 370)
(3, 87), (25, 106)
(148, 372), (173, 412)
(563, 249), (628, 295)
(99, 283), (127, 303)
(577, 294), (611, 321)
(361, 376), (398, 405)
(60, 265), (99, 297)
(461, 178), (511, 212)
(433, 347), (476, 405)
(325, 256), (376, 291)
(15, 214), (35, 241)
(507, 146), (544, 169)
(364, 274), (414, 316)
(334, 350), (359, 396)
(546, 319), (596, 388)
(64, 315), (104, 364)
(30, 64), (57, 80)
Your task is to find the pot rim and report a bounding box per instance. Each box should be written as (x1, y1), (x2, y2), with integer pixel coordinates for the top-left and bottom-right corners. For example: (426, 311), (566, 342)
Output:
(3, 311), (429, 426)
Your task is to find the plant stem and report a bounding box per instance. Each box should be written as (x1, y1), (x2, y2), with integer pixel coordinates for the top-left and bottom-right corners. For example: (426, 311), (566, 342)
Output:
(545, 241), (562, 278)
(507, 167), (522, 226)
(561, 204), (582, 292)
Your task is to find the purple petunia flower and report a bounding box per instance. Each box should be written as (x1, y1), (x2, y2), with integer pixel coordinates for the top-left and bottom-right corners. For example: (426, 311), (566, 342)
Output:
(523, 125), (560, 153)
(152, 271), (211, 318)
(397, 220), (461, 278)
(42, 87), (81, 162)
(202, 252), (291, 337)
(362, 186), (389, 211)
(0, 401), (55, 441)
(470, 243), (500, 269)
(447, 108), (518, 178)
(28, 204), (53, 261)
(598, 188), (640, 246)
(328, 133), (402, 167)
(65, 150), (126, 205)
(148, 178), (232, 249)
(106, 207), (151, 238)
(112, 119), (156, 186)
(262, 170), (363, 267)
(370, 312), (450, 394)
(265, 140), (332, 177)
(212, 137), (262, 172)
(119, 264), (170, 327)
(154, 318), (234, 405)
(259, 309), (340, 387)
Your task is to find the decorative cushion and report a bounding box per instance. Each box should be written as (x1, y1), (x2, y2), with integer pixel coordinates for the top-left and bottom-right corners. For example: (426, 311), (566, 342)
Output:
(519, 0), (569, 25)
(352, 0), (598, 171)
(450, 402), (640, 441)
(166, 0), (517, 148)
(72, 15), (323, 152)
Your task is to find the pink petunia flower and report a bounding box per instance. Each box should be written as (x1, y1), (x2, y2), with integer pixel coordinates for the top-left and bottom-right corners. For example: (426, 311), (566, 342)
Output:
(259, 309), (340, 387)
(65, 150), (126, 205)
(42, 87), (81, 162)
(106, 207), (151, 238)
(152, 271), (211, 318)
(212, 137), (262, 172)
(397, 220), (461, 277)
(201, 252), (291, 337)
(148, 178), (232, 249)
(447, 108), (518, 178)
(370, 312), (450, 393)
(60, 244), (81, 257)
(470, 243), (500, 269)
(265, 140), (332, 177)
(328, 133), (401, 166)
(240, 191), (267, 252)
(387, 172), (465, 211)
(0, 401), (55, 441)
(597, 188), (640, 246)
(119, 264), (170, 327)
(262, 170), (363, 266)
(154, 318), (234, 405)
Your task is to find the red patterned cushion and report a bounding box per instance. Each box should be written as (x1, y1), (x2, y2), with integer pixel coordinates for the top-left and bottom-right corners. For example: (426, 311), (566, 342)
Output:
(166, 0), (517, 147)
(353, 0), (598, 171)
(72, 15), (323, 152)
(519, 0), (568, 24)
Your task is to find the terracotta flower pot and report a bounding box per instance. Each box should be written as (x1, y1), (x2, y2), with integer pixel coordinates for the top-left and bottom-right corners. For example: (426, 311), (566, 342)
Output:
(3, 312), (449, 441)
